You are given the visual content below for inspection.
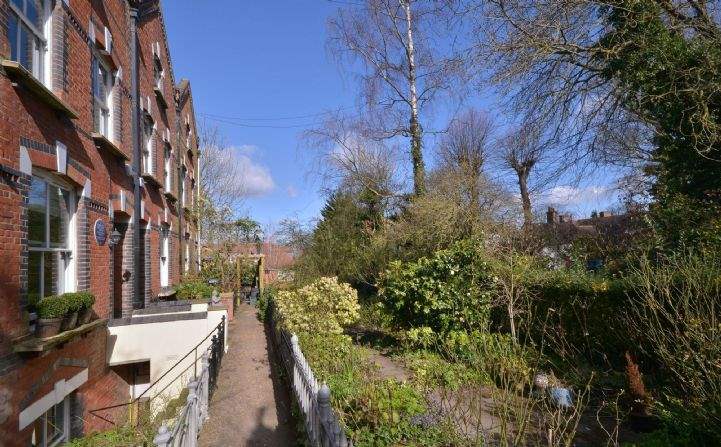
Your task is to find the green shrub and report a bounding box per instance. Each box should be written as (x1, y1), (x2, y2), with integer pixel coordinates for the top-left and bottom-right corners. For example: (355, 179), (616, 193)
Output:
(76, 292), (95, 309)
(275, 277), (360, 334)
(626, 251), (721, 444)
(62, 292), (94, 313)
(378, 239), (496, 334)
(37, 295), (69, 319)
(175, 278), (213, 300)
(299, 332), (458, 446)
(255, 286), (276, 321)
(523, 268), (630, 366)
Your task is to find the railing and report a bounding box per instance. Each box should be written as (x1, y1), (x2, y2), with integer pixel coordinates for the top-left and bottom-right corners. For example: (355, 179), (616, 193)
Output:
(153, 322), (224, 446)
(270, 309), (352, 447)
(89, 317), (226, 427)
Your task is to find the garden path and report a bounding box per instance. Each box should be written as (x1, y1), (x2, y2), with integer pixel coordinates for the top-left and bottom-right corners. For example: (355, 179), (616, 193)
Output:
(198, 304), (297, 447)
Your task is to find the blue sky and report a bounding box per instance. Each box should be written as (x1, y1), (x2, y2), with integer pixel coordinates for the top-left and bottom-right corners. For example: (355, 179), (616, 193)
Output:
(163, 1), (621, 232)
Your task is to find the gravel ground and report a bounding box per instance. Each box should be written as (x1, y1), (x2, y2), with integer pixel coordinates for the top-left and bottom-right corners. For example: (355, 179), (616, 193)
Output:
(199, 304), (297, 447)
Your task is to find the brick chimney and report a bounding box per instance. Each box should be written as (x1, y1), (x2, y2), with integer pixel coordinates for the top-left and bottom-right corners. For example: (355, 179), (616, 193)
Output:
(546, 207), (558, 224)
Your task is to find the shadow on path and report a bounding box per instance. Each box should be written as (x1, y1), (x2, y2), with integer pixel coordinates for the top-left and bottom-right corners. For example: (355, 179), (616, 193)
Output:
(199, 304), (297, 447)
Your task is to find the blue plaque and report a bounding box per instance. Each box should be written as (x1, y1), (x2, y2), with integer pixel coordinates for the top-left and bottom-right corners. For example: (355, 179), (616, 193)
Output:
(94, 219), (107, 246)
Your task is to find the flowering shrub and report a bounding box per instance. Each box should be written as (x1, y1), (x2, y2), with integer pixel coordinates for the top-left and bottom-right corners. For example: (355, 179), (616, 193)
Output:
(275, 277), (360, 334)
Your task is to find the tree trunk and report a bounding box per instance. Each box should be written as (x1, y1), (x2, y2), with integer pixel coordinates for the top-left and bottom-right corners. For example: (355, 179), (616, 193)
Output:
(517, 169), (533, 227)
(404, 1), (425, 196)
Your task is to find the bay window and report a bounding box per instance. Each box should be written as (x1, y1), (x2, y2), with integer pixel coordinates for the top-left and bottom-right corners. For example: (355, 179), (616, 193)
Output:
(7, 0), (48, 82)
(92, 57), (112, 138)
(27, 174), (76, 304)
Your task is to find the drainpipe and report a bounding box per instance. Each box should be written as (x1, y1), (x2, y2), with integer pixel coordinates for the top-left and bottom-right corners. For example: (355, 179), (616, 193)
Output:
(130, 6), (142, 310)
(176, 109), (183, 280)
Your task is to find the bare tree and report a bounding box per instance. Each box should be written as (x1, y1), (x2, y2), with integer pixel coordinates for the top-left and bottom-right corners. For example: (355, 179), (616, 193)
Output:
(328, 0), (466, 196)
(198, 121), (249, 213)
(304, 114), (403, 204)
(497, 124), (547, 227)
(198, 121), (256, 247)
(435, 109), (494, 212)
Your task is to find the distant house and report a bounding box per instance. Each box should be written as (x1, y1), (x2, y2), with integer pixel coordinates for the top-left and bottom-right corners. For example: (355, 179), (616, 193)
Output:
(224, 242), (297, 284)
(542, 207), (636, 270)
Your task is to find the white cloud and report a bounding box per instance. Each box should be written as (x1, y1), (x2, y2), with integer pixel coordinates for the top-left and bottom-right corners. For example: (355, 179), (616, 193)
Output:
(543, 185), (615, 206)
(286, 185), (299, 198)
(230, 146), (274, 197)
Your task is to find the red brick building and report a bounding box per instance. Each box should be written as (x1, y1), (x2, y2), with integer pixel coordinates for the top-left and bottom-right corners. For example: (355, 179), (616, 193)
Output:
(0, 1), (200, 444)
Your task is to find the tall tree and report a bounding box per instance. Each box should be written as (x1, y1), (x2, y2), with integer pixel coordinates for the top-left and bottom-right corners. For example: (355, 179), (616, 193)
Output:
(436, 109), (494, 213)
(328, 0), (465, 196)
(469, 0), (721, 246)
(498, 124), (546, 227)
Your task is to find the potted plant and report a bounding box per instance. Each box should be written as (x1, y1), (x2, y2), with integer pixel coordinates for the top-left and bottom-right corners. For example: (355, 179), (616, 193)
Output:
(77, 292), (95, 325)
(36, 296), (67, 338)
(60, 294), (80, 331)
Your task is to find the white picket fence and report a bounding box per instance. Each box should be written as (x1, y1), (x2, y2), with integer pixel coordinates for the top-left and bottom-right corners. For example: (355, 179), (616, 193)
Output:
(272, 318), (352, 446)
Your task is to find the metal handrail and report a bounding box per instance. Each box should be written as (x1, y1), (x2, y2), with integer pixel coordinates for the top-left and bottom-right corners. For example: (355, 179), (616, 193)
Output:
(88, 317), (225, 422)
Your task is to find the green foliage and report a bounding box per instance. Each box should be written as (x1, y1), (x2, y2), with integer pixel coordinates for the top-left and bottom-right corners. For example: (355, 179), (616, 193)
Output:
(64, 425), (154, 447)
(37, 295), (69, 319)
(599, 0), (721, 249)
(61, 292), (95, 312)
(378, 239), (496, 334)
(175, 278), (213, 300)
(298, 332), (459, 446)
(524, 268), (630, 366)
(255, 286), (277, 321)
(292, 191), (388, 293)
(275, 277), (360, 334)
(625, 251), (721, 444)
(399, 350), (489, 390)
(75, 292), (95, 309)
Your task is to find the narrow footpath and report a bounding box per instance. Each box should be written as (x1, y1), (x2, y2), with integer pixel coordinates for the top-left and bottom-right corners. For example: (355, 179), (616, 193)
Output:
(199, 304), (297, 447)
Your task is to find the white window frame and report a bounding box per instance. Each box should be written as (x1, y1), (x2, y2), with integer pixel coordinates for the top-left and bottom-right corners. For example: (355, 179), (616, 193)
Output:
(36, 396), (70, 447)
(153, 58), (164, 91)
(142, 120), (155, 176)
(163, 144), (172, 191)
(91, 55), (114, 139)
(7, 0), (51, 84)
(160, 224), (170, 288)
(180, 164), (187, 207)
(27, 171), (77, 300)
(184, 239), (190, 272)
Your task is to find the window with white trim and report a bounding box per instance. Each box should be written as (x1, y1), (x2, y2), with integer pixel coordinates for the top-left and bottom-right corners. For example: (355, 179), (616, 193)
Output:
(31, 395), (70, 446)
(163, 144), (172, 191)
(160, 224), (169, 288)
(153, 58), (164, 91)
(180, 165), (187, 207)
(7, 0), (49, 81)
(142, 120), (154, 176)
(92, 56), (113, 138)
(27, 173), (76, 303)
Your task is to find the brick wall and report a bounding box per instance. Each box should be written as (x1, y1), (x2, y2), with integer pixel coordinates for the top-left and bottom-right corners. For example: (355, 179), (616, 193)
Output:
(0, 1), (200, 442)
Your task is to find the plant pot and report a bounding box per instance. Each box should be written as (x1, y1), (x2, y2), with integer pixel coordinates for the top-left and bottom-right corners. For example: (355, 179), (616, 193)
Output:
(36, 318), (62, 338)
(78, 307), (93, 326)
(61, 311), (78, 331)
